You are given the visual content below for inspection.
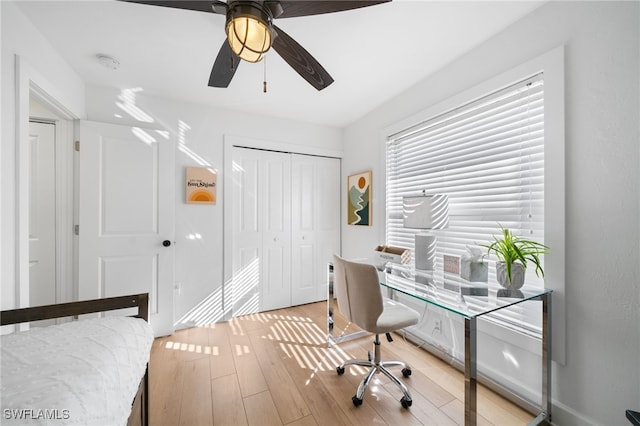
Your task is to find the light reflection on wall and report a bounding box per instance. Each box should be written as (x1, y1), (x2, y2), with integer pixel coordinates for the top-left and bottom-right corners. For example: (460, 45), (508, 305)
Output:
(131, 126), (156, 145)
(502, 349), (521, 369)
(231, 258), (260, 317)
(174, 285), (225, 328)
(155, 130), (170, 140)
(177, 119), (214, 167)
(116, 88), (154, 123)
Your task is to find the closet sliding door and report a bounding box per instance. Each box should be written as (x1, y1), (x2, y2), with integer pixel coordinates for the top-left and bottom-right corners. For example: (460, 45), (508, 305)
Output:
(231, 147), (291, 314)
(262, 151), (292, 311)
(291, 154), (340, 305)
(231, 147), (339, 315)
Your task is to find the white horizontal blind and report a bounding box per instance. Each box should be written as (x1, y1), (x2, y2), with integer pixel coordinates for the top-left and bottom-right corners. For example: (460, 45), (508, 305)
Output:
(386, 74), (544, 333)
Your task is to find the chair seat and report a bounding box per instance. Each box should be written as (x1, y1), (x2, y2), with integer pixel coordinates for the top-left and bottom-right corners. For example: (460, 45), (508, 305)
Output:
(370, 298), (420, 334)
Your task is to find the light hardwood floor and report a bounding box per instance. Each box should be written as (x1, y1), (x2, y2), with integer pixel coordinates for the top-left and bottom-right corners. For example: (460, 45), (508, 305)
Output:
(149, 301), (534, 426)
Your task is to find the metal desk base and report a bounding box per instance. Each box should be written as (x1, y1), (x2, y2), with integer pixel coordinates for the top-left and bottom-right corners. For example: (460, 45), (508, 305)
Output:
(327, 263), (552, 425)
(463, 292), (551, 426)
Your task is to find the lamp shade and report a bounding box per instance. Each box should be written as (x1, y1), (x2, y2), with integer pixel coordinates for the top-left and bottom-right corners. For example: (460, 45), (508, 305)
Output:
(403, 194), (449, 229)
(226, 3), (273, 63)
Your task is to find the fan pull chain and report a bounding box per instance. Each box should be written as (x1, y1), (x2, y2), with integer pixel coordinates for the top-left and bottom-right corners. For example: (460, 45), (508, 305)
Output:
(263, 56), (268, 93)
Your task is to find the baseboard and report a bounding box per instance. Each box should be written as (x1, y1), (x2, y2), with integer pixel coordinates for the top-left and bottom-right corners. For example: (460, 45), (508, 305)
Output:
(549, 400), (598, 426)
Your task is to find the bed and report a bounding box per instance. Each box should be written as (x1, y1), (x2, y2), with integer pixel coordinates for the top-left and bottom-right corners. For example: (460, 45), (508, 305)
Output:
(1, 293), (153, 426)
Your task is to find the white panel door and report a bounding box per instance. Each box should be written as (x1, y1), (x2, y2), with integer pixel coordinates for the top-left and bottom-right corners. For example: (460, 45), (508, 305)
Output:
(78, 121), (175, 336)
(230, 147), (261, 316)
(231, 147), (291, 314)
(291, 155), (340, 304)
(314, 156), (341, 301)
(29, 121), (57, 313)
(291, 155), (316, 305)
(261, 151), (291, 311)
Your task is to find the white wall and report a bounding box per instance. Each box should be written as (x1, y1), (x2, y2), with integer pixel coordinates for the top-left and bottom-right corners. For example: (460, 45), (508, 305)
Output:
(341, 2), (639, 425)
(85, 85), (342, 327)
(1, 2), (341, 327)
(1, 2), (85, 311)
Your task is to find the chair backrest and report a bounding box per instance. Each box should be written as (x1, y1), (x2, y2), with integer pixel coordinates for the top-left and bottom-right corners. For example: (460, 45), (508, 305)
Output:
(332, 255), (384, 332)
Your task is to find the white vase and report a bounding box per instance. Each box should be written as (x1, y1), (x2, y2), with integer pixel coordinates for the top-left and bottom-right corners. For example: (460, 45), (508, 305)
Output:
(496, 262), (526, 289)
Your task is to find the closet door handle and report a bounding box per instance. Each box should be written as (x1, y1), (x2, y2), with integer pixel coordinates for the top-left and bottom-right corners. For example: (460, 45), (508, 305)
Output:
(162, 240), (172, 247)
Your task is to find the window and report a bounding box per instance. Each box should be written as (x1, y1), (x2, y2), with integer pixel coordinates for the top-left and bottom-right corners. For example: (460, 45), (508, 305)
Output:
(386, 74), (544, 334)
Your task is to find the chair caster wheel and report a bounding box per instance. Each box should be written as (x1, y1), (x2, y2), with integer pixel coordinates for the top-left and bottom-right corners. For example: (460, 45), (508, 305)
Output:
(352, 396), (363, 407)
(336, 366), (345, 375)
(402, 367), (412, 377)
(400, 396), (412, 408)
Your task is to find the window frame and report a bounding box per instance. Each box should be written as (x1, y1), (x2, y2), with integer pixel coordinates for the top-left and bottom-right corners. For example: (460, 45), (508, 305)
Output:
(380, 46), (565, 363)
(386, 74), (545, 295)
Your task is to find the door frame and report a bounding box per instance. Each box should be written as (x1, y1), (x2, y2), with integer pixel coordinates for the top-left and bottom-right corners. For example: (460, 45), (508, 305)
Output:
(222, 134), (342, 320)
(15, 55), (77, 310)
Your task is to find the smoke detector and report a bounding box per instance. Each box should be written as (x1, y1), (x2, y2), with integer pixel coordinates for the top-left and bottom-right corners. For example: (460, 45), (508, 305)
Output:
(96, 54), (120, 70)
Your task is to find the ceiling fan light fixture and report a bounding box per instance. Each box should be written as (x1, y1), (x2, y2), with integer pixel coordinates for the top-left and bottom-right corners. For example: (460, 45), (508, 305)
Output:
(226, 3), (273, 63)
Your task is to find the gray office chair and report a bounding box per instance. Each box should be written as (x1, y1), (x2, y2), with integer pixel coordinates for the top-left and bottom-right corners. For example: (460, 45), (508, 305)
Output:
(333, 255), (421, 408)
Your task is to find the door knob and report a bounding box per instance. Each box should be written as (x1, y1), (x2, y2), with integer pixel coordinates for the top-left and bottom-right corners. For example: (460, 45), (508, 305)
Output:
(162, 240), (172, 247)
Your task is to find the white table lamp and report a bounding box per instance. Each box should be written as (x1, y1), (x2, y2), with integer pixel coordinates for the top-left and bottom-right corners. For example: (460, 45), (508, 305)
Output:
(403, 194), (449, 270)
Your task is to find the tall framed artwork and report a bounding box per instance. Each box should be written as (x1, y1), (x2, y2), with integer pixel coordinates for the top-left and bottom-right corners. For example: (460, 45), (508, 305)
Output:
(347, 170), (372, 226)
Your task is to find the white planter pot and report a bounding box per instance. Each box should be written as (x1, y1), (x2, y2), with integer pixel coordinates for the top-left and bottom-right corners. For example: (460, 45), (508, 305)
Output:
(496, 262), (526, 289)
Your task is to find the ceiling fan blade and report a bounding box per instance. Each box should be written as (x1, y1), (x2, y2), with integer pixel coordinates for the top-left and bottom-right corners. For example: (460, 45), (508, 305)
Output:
(272, 1), (390, 18)
(271, 25), (333, 91)
(118, 0), (227, 15)
(209, 41), (241, 88)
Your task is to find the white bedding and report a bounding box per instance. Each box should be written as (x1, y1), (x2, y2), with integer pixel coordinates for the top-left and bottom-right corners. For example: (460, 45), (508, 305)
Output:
(1, 316), (153, 426)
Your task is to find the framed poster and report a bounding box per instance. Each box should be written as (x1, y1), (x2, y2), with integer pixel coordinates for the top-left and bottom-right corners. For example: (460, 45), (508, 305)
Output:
(444, 254), (461, 275)
(186, 167), (216, 204)
(347, 170), (371, 226)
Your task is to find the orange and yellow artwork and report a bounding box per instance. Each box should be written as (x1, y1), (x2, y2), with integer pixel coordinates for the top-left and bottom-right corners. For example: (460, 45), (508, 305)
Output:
(347, 171), (371, 226)
(186, 167), (216, 204)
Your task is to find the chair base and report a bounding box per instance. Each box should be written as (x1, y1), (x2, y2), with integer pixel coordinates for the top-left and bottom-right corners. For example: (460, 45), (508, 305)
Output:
(336, 334), (413, 408)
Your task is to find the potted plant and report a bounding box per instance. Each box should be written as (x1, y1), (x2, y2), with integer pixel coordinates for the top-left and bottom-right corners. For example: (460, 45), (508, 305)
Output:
(482, 225), (549, 289)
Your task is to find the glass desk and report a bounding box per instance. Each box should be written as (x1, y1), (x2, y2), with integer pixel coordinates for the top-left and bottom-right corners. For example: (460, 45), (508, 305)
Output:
(327, 263), (552, 426)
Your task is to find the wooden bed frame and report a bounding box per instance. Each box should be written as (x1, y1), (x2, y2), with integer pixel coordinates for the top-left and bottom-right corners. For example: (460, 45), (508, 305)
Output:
(1, 293), (150, 426)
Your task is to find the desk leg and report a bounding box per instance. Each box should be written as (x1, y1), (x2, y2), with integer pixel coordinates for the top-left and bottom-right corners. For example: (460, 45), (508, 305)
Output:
(465, 317), (477, 426)
(327, 263), (334, 346)
(542, 293), (552, 421)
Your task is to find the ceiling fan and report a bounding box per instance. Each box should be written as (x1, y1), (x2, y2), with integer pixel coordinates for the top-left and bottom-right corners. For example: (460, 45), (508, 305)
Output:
(119, 0), (390, 91)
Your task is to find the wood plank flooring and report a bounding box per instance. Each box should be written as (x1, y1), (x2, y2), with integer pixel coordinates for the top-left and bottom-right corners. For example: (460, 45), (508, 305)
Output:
(149, 302), (533, 426)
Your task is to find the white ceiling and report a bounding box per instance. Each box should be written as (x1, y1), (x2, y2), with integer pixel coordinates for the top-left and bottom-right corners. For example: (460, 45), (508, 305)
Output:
(14, 0), (544, 128)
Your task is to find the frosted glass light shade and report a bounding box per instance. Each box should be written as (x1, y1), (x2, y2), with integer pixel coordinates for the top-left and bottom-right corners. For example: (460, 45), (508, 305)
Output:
(226, 3), (273, 63)
(403, 194), (449, 271)
(227, 16), (272, 62)
(402, 194), (449, 229)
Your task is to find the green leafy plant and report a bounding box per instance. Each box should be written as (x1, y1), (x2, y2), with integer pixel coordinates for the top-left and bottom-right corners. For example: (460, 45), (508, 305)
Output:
(481, 225), (549, 283)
